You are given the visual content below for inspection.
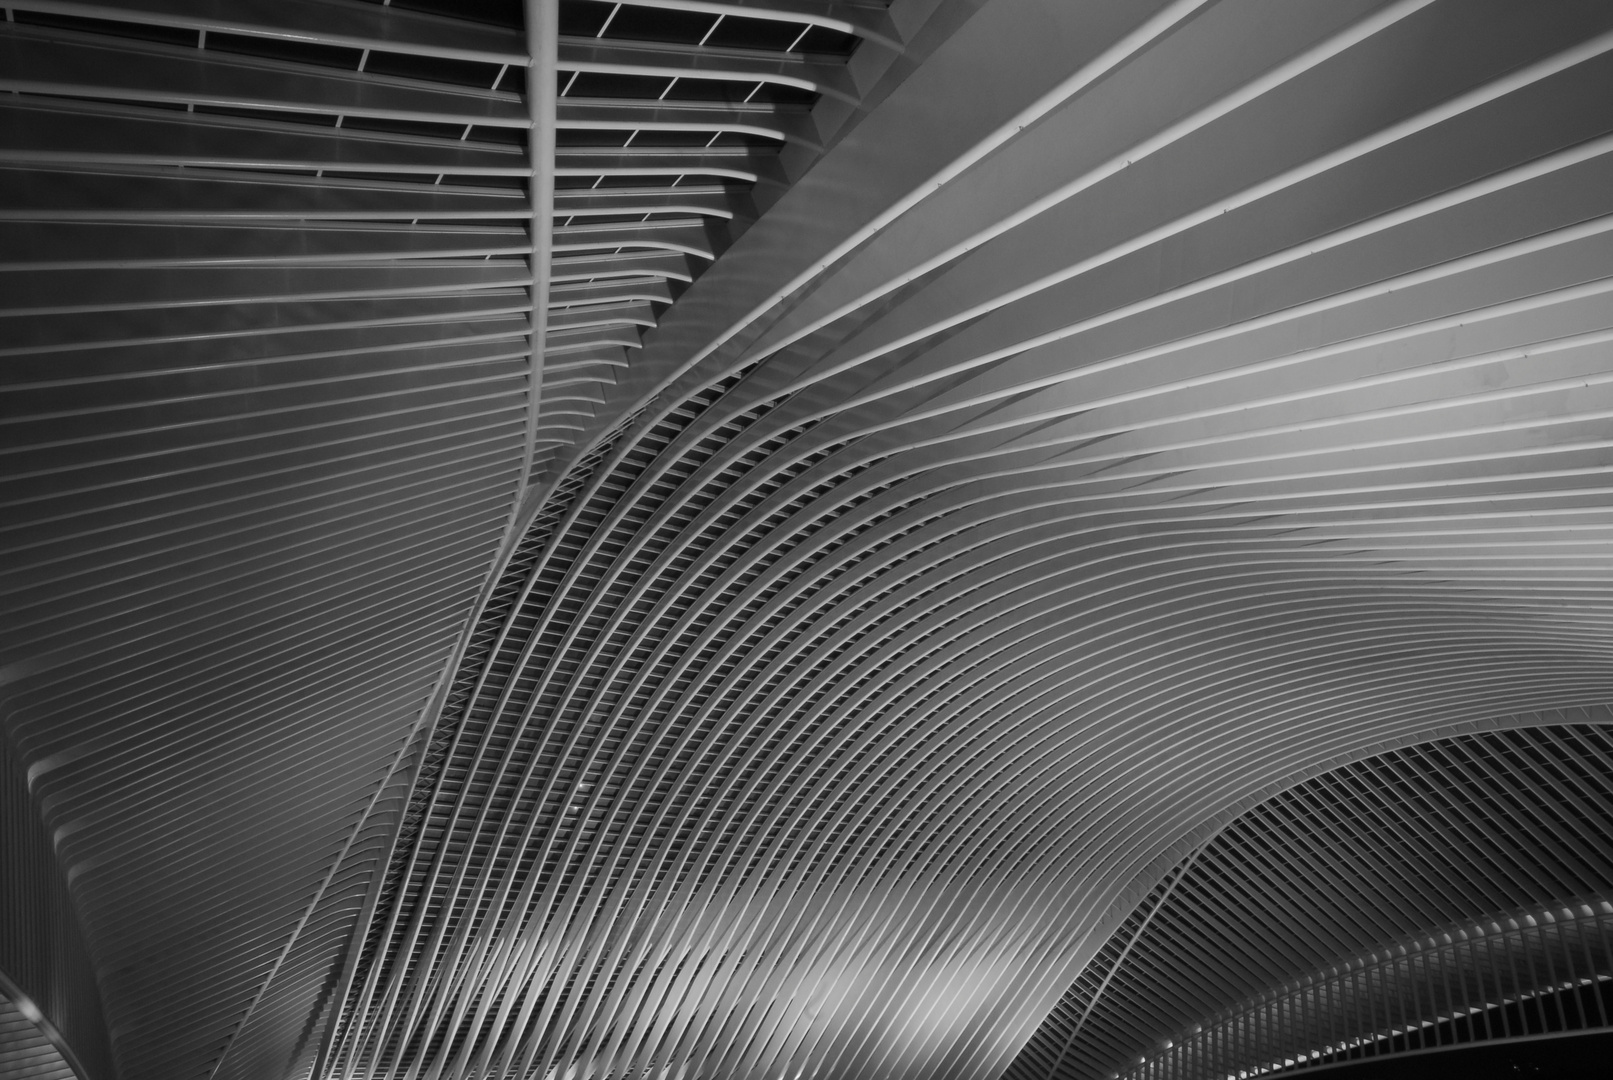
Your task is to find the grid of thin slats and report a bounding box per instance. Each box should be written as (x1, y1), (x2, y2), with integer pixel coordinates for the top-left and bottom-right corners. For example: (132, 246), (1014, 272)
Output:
(0, 3), (543, 1078)
(1010, 725), (1613, 1080)
(0, 990), (78, 1080)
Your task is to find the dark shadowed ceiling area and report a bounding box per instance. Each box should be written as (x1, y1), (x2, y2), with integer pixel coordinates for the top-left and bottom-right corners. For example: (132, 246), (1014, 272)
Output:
(4, 2), (1613, 1080)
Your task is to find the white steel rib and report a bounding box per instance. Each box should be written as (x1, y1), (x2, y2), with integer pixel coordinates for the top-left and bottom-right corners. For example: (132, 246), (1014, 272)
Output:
(4, 4), (1613, 1080)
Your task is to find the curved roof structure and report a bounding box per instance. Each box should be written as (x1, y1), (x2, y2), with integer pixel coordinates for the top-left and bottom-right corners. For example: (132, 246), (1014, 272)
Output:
(3, 2), (1613, 1080)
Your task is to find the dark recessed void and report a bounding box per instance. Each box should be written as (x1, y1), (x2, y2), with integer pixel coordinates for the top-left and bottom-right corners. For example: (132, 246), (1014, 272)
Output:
(3, 4), (1613, 1080)
(1310, 1031), (1613, 1080)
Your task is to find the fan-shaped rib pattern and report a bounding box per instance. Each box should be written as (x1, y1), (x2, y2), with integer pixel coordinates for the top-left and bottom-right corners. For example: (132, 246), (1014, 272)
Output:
(1007, 721), (1613, 1080)
(333, 5), (1613, 1080)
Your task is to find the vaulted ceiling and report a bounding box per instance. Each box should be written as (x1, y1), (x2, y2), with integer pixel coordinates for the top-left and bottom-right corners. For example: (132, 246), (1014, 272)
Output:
(4, 3), (1613, 1080)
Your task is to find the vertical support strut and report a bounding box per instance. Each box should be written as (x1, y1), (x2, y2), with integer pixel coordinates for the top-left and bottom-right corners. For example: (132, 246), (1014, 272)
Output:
(522, 0), (559, 497)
